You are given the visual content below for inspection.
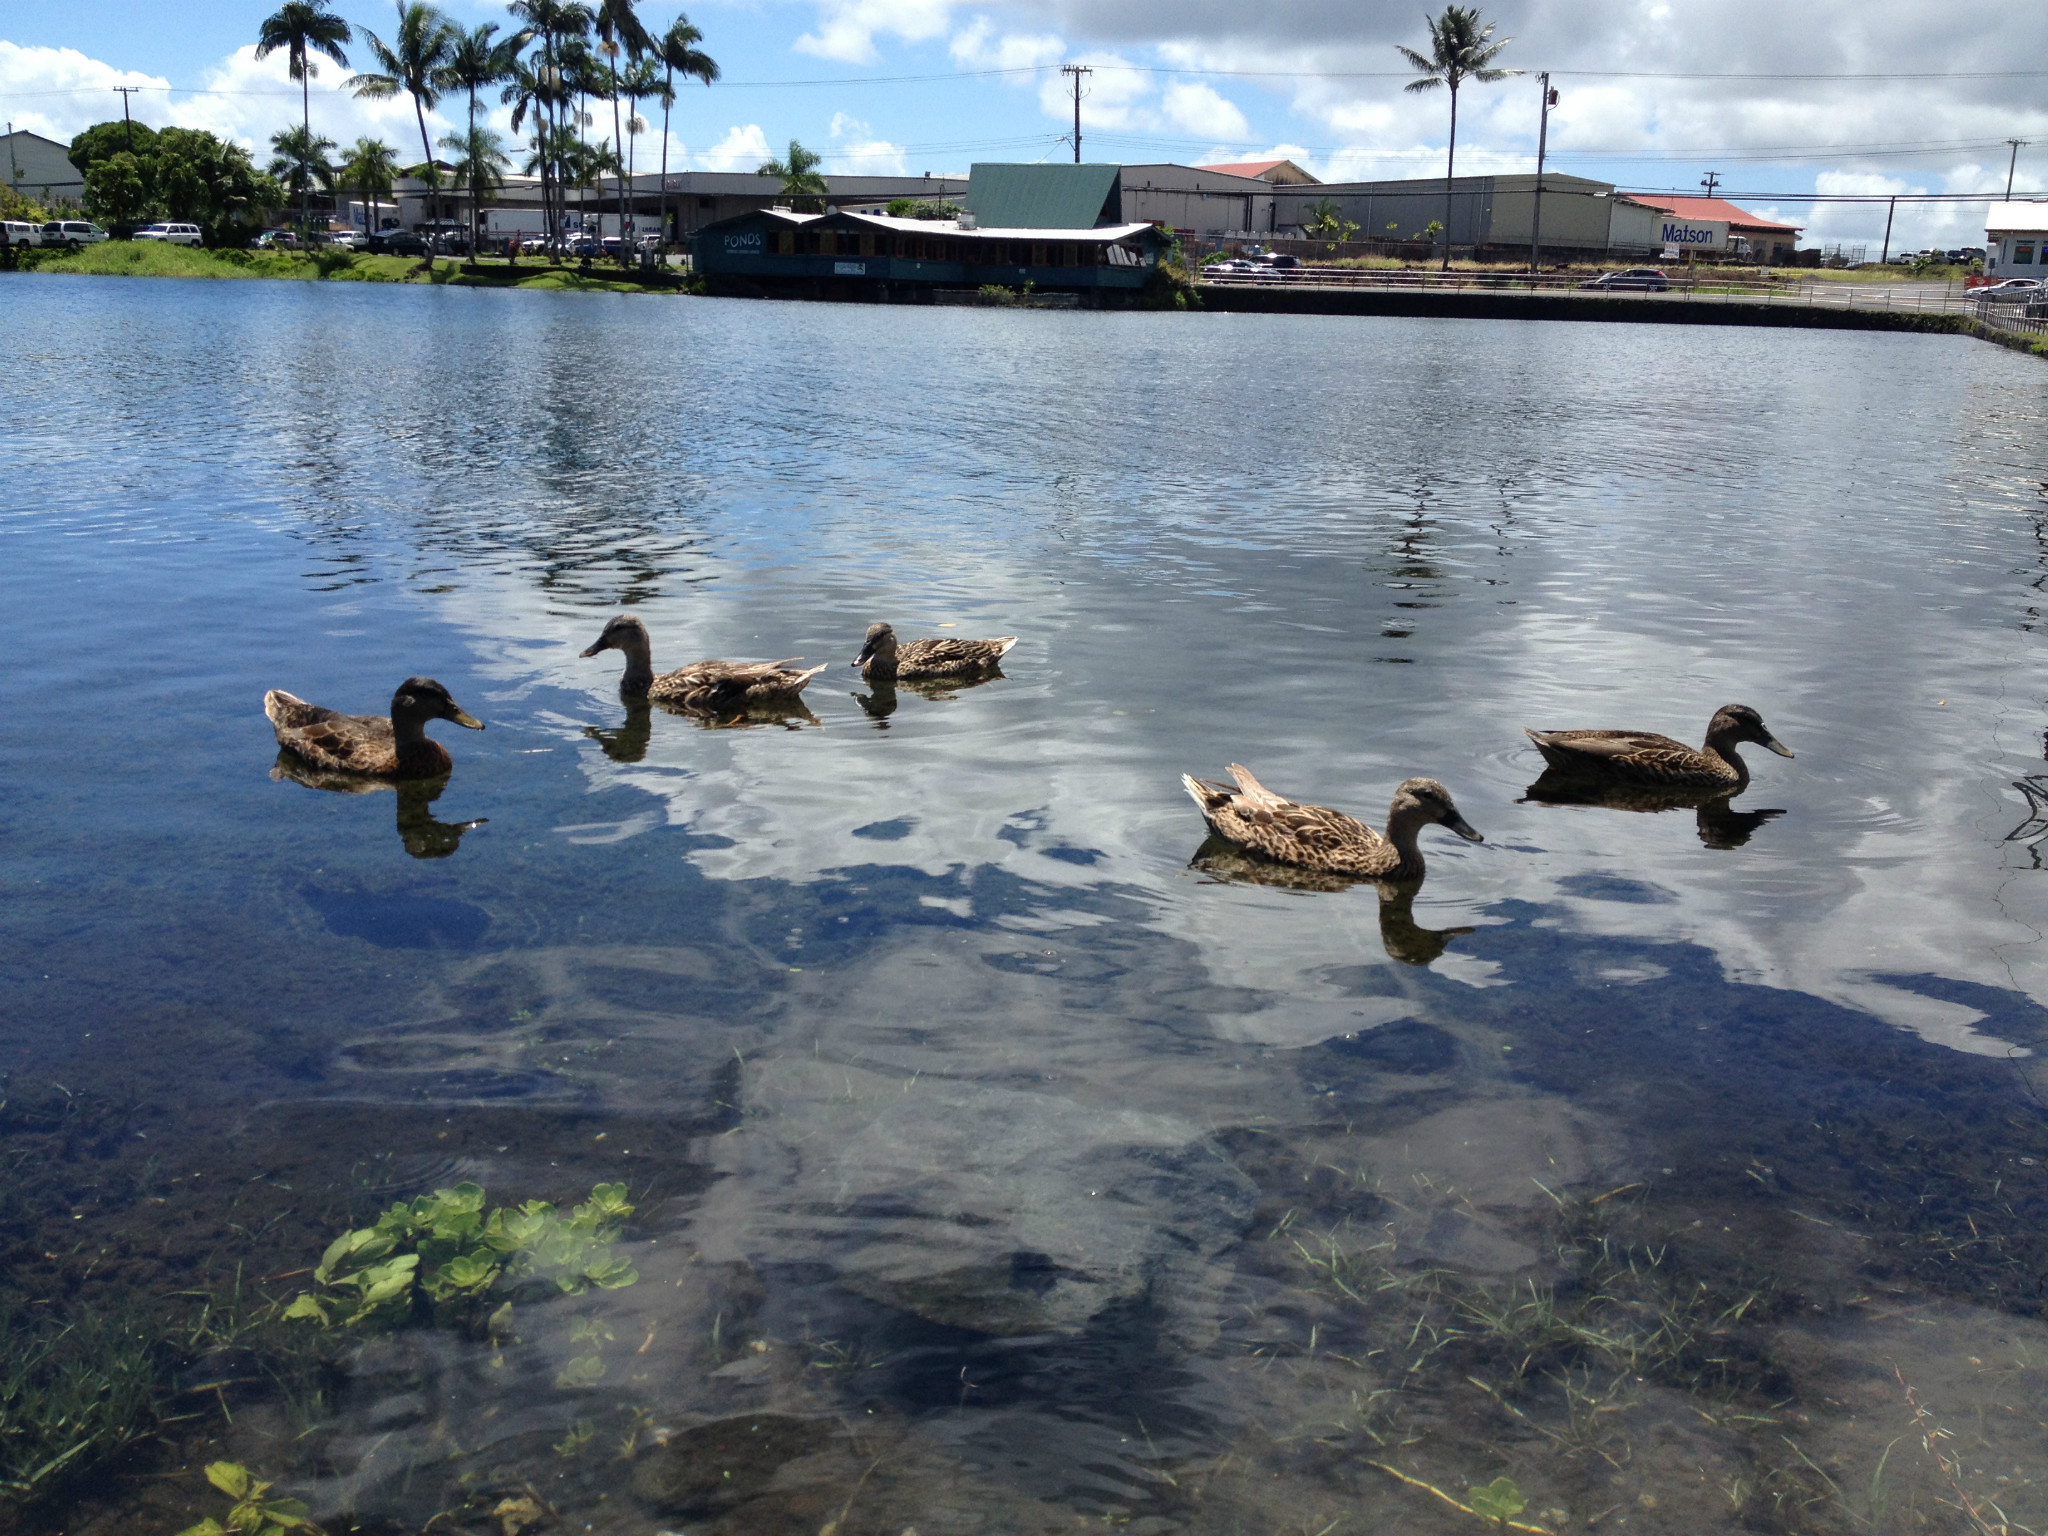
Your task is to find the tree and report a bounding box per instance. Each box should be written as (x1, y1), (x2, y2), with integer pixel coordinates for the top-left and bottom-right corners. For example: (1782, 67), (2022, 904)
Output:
(758, 139), (825, 212)
(268, 123), (339, 216)
(1303, 196), (1359, 244)
(72, 121), (279, 241)
(83, 151), (152, 227)
(255, 0), (353, 235)
(339, 136), (400, 236)
(591, 0), (653, 258)
(349, 2), (458, 256)
(1397, 5), (1516, 271)
(653, 14), (717, 253)
(439, 125), (513, 248)
(443, 22), (522, 252)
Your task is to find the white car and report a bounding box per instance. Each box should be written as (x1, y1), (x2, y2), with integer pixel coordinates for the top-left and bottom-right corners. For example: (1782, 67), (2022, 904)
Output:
(135, 222), (203, 246)
(41, 219), (109, 250)
(2, 220), (40, 247)
(1975, 278), (2045, 303)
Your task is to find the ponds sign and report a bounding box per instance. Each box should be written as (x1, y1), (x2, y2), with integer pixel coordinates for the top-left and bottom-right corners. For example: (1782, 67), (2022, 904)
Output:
(1658, 216), (1728, 251)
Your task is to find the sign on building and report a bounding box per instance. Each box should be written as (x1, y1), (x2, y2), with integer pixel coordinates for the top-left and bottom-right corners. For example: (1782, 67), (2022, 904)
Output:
(1657, 216), (1728, 251)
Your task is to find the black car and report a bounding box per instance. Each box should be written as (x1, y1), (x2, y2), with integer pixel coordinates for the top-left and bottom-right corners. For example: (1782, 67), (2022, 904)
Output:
(1579, 267), (1671, 292)
(367, 229), (430, 256)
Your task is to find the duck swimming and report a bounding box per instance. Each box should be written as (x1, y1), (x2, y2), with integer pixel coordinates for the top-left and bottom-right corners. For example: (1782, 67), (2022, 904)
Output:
(264, 677), (483, 779)
(1181, 766), (1482, 878)
(580, 614), (826, 707)
(852, 622), (1017, 682)
(1524, 703), (1792, 788)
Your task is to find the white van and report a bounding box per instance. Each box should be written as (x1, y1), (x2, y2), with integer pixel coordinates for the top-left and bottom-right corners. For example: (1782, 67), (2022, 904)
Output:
(41, 220), (110, 250)
(1, 220), (40, 247)
(136, 222), (203, 246)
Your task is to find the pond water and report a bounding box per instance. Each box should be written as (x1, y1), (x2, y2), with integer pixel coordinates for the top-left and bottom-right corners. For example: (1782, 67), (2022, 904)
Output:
(4, 273), (2048, 1536)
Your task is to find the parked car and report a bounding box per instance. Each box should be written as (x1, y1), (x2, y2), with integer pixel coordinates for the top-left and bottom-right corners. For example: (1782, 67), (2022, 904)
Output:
(1205, 258), (1261, 275)
(1579, 267), (1671, 291)
(1975, 278), (2046, 303)
(41, 219), (109, 250)
(135, 222), (203, 246)
(366, 228), (429, 256)
(1, 219), (40, 247)
(1252, 252), (1301, 271)
(253, 230), (300, 249)
(326, 230), (366, 250)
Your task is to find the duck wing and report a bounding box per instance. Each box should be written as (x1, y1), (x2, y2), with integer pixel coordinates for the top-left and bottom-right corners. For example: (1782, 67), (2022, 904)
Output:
(897, 636), (1017, 676)
(1219, 764), (1391, 868)
(651, 658), (823, 706)
(265, 689), (397, 774)
(1524, 727), (1719, 780)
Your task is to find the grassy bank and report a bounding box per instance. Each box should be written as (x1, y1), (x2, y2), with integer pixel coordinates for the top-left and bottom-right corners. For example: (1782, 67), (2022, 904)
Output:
(13, 240), (689, 293)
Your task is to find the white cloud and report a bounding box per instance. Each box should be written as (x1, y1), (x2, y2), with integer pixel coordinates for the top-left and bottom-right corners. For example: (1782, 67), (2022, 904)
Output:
(1160, 81), (1248, 142)
(828, 112), (907, 175)
(949, 17), (1064, 70)
(0, 42), (170, 143)
(794, 0), (956, 65)
(698, 123), (771, 173)
(166, 44), (447, 160)
(1035, 53), (1153, 131)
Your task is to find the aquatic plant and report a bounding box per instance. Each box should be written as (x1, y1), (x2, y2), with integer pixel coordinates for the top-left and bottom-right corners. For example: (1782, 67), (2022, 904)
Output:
(176, 1460), (321, 1536)
(0, 1302), (162, 1509)
(284, 1181), (638, 1331)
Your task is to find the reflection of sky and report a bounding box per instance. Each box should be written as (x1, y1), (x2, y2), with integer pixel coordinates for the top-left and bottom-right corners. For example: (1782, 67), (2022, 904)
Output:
(7, 279), (2048, 1056)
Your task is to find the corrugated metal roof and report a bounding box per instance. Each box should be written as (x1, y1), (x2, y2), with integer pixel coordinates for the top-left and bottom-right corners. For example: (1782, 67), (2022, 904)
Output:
(1625, 193), (1800, 234)
(965, 164), (1123, 229)
(833, 211), (1155, 241)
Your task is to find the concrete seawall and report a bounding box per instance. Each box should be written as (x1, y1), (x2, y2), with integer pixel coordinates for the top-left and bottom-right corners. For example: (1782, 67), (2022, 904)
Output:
(1199, 283), (1974, 335)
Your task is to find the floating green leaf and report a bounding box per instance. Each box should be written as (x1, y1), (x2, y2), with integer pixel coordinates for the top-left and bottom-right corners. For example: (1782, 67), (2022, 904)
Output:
(1468, 1476), (1527, 1525)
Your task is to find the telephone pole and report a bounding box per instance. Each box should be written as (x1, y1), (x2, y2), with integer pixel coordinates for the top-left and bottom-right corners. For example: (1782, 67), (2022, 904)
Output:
(1529, 73), (1556, 273)
(1060, 64), (1091, 164)
(2007, 139), (2028, 199)
(1699, 169), (1721, 199)
(113, 85), (141, 152)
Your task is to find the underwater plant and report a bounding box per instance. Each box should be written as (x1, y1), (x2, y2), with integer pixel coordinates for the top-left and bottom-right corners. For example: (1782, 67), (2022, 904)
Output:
(283, 1181), (638, 1332)
(176, 1460), (321, 1536)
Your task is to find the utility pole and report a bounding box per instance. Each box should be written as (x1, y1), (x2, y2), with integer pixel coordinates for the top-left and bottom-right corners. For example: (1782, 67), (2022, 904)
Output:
(1529, 73), (1556, 273)
(1880, 194), (1897, 265)
(1060, 64), (1091, 164)
(113, 85), (140, 152)
(1699, 169), (1721, 199)
(2006, 139), (2028, 199)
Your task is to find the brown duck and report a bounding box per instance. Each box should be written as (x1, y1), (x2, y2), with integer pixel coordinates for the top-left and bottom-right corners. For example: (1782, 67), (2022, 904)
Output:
(264, 677), (483, 779)
(852, 622), (1017, 682)
(1181, 766), (1481, 878)
(580, 615), (826, 707)
(1524, 703), (1792, 788)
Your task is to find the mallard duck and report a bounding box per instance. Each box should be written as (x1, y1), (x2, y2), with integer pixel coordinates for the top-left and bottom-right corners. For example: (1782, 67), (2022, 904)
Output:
(1181, 766), (1481, 877)
(265, 678), (483, 779)
(852, 622), (1017, 682)
(1524, 703), (1792, 788)
(580, 615), (825, 706)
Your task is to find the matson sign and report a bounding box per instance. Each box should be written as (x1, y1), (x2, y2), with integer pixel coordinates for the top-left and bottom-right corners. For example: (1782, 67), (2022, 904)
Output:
(1657, 216), (1728, 250)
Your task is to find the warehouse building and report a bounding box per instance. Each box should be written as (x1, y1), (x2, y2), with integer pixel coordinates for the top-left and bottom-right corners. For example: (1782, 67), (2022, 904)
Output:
(1260, 172), (1664, 257)
(691, 204), (1167, 302)
(1623, 193), (1802, 264)
(2, 129), (85, 206)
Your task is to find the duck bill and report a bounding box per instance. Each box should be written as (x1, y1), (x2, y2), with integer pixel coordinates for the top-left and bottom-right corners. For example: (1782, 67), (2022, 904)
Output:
(851, 646), (875, 669)
(1445, 814), (1484, 843)
(579, 641), (607, 658)
(1761, 734), (1794, 759)
(449, 709), (485, 730)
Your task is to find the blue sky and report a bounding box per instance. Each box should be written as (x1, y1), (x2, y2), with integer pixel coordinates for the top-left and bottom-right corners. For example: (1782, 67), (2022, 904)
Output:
(6, 0), (2048, 251)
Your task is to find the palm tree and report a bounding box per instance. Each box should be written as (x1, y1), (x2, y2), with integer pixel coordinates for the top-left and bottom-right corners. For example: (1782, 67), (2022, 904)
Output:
(443, 22), (522, 253)
(503, 58), (556, 255)
(1397, 5), (1516, 271)
(758, 139), (825, 212)
(653, 14), (717, 253)
(339, 136), (399, 237)
(349, 2), (458, 256)
(618, 57), (661, 244)
(267, 123), (338, 225)
(591, 0), (653, 260)
(254, 0), (353, 235)
(440, 126), (513, 249)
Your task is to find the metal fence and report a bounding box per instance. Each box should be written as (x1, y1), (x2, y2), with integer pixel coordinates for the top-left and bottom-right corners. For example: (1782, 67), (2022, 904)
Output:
(1966, 299), (2048, 341)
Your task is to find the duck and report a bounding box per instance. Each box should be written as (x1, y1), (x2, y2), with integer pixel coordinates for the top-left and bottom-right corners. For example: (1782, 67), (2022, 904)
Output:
(1181, 766), (1482, 878)
(580, 614), (826, 707)
(264, 677), (483, 779)
(1524, 703), (1792, 788)
(852, 622), (1018, 682)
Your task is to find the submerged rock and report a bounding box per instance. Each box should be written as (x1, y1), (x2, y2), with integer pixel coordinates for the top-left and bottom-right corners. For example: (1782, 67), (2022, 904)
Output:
(630, 1412), (840, 1513)
(703, 1058), (1258, 1345)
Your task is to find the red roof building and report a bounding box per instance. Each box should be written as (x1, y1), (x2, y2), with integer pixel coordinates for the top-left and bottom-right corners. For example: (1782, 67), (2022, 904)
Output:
(1625, 193), (1801, 262)
(1196, 159), (1321, 186)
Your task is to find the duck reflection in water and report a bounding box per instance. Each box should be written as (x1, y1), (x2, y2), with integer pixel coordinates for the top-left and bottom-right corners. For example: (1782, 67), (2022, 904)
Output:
(583, 694), (817, 752)
(1521, 770), (1786, 850)
(270, 753), (488, 859)
(1189, 837), (1476, 965)
(853, 668), (1008, 726)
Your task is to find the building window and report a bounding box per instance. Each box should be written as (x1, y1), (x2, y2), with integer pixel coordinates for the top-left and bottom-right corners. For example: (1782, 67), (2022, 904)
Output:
(1077, 244), (1098, 267)
(2016, 241), (2037, 265)
(697, 197), (712, 209)
(859, 232), (875, 258)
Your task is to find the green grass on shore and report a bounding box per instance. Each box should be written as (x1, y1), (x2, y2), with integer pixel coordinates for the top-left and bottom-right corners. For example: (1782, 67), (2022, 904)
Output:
(15, 240), (685, 293)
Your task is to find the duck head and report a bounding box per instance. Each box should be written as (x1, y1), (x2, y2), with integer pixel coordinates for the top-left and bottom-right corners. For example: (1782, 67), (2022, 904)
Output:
(852, 621), (898, 669)
(581, 614), (651, 660)
(390, 677), (484, 730)
(1707, 704), (1793, 758)
(1390, 777), (1483, 842)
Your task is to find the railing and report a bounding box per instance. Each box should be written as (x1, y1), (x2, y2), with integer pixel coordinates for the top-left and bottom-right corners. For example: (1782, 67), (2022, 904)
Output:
(1197, 265), (1977, 316)
(1965, 299), (2048, 340)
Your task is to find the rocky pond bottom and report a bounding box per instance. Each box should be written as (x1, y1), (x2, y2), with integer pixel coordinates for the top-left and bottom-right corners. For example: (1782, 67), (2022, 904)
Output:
(4, 280), (2048, 1535)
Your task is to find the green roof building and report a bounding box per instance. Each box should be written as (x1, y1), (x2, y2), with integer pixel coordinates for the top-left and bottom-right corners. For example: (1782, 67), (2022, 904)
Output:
(965, 164), (1123, 230)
